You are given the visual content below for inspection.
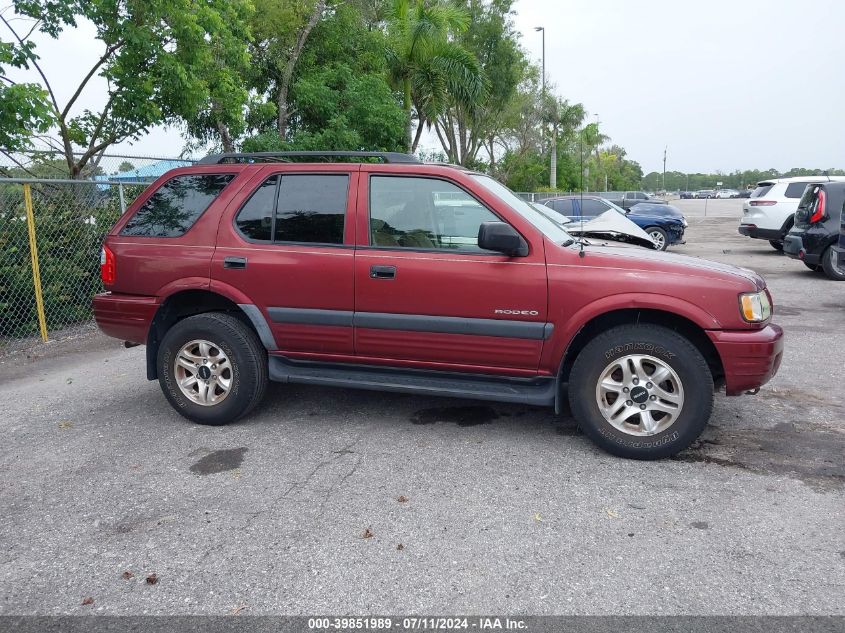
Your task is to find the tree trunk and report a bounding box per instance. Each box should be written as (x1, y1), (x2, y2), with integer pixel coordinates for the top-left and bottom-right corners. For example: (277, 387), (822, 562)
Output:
(277, 0), (326, 139)
(217, 119), (234, 153)
(411, 115), (425, 153)
(403, 78), (413, 152)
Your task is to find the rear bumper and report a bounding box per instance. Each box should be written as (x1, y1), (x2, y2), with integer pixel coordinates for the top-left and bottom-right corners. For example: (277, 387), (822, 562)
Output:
(783, 232), (826, 265)
(92, 292), (158, 344)
(708, 324), (784, 396)
(737, 224), (783, 241)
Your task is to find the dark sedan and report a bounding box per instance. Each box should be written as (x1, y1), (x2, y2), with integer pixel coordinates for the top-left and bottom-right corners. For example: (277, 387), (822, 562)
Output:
(542, 196), (686, 251)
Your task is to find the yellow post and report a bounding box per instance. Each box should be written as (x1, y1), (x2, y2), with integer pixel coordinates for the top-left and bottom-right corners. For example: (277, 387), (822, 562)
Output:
(23, 183), (49, 342)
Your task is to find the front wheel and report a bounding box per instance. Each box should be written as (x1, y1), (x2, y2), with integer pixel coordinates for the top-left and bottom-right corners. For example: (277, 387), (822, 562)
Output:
(568, 324), (714, 459)
(645, 227), (668, 251)
(157, 312), (268, 425)
(821, 246), (845, 281)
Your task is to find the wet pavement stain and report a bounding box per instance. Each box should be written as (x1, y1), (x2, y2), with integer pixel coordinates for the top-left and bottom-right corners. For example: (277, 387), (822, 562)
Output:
(190, 447), (248, 475)
(691, 521), (710, 530)
(411, 406), (499, 427)
(773, 305), (802, 316)
(673, 423), (845, 492)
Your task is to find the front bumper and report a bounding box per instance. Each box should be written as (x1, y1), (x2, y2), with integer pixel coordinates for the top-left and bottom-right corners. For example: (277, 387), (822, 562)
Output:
(92, 292), (158, 344)
(707, 324), (784, 396)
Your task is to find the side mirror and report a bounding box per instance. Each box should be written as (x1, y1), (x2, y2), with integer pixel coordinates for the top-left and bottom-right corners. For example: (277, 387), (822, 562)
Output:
(478, 222), (529, 257)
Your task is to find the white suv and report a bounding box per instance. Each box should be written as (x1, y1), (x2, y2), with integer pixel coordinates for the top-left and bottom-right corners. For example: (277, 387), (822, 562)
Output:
(738, 176), (845, 250)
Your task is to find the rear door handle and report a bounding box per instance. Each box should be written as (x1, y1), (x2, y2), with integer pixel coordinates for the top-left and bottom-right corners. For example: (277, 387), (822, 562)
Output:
(223, 256), (247, 270)
(370, 265), (396, 280)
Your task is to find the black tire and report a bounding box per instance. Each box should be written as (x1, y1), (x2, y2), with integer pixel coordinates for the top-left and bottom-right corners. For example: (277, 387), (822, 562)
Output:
(821, 246), (845, 281)
(157, 312), (268, 425)
(803, 261), (821, 272)
(769, 240), (784, 252)
(568, 324), (714, 460)
(645, 227), (668, 251)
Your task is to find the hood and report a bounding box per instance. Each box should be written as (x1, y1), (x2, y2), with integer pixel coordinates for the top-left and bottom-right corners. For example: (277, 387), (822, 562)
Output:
(630, 202), (684, 218)
(577, 243), (766, 289)
(565, 210), (658, 249)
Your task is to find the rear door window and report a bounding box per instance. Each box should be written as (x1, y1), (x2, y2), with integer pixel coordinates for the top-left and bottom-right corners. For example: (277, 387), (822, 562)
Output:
(234, 173), (349, 245)
(121, 174), (234, 237)
(235, 176), (278, 242)
(750, 183), (774, 199)
(274, 175), (348, 244)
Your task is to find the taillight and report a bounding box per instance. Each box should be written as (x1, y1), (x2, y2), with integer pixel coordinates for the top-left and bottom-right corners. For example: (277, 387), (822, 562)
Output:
(100, 245), (115, 285)
(749, 200), (776, 206)
(809, 189), (827, 223)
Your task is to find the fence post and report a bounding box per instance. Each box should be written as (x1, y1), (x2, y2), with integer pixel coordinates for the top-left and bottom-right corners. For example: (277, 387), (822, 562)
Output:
(118, 182), (126, 214)
(23, 183), (49, 342)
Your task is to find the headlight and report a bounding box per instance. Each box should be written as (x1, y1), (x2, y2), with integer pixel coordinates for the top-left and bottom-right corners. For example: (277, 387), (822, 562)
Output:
(682, 218), (688, 227)
(738, 291), (771, 323)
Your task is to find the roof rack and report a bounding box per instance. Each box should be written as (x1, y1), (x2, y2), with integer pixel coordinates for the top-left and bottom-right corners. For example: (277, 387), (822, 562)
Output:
(197, 151), (421, 165)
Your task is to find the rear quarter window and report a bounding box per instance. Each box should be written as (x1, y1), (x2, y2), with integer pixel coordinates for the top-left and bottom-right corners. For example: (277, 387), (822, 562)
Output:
(750, 183), (774, 199)
(121, 174), (234, 237)
(784, 182), (811, 198)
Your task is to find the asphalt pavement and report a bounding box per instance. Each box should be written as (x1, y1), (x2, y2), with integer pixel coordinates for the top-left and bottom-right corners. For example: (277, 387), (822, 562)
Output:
(1, 217), (843, 616)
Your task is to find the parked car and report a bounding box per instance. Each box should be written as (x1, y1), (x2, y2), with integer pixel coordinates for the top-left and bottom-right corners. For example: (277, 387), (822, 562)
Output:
(629, 202), (687, 220)
(679, 191), (695, 199)
(695, 190), (715, 199)
(737, 189), (753, 198)
(782, 181), (845, 280)
(594, 191), (668, 210)
(837, 200), (845, 270)
(715, 189), (739, 199)
(93, 151), (783, 460)
(542, 196), (686, 251)
(738, 176), (845, 250)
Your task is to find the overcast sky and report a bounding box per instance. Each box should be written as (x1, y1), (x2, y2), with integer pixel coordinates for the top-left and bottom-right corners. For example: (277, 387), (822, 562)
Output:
(5, 0), (844, 173)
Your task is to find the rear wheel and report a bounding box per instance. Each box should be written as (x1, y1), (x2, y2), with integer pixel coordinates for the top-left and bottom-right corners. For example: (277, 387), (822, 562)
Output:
(769, 240), (784, 251)
(821, 246), (845, 281)
(803, 261), (821, 272)
(645, 227), (668, 251)
(158, 312), (268, 425)
(568, 324), (713, 459)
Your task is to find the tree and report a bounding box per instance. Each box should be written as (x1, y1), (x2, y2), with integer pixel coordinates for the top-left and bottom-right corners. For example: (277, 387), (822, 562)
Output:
(435, 0), (524, 166)
(0, 0), (252, 177)
(241, 0), (406, 152)
(248, 0), (328, 143)
(384, 0), (484, 152)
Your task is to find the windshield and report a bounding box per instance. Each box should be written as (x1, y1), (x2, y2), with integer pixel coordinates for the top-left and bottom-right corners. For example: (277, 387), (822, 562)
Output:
(471, 175), (573, 244)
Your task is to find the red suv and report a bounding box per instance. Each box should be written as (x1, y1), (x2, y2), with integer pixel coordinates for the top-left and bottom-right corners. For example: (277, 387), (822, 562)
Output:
(93, 152), (784, 459)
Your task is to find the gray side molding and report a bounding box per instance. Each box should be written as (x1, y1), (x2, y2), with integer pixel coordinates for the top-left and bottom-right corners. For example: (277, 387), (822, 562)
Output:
(355, 311), (549, 340)
(268, 307), (354, 327)
(238, 304), (278, 350)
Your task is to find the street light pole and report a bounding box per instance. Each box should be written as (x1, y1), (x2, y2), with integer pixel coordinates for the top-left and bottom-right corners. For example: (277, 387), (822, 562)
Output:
(535, 26), (555, 190)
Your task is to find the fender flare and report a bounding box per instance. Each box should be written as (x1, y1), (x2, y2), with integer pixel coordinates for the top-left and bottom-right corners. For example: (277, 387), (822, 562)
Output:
(549, 293), (721, 413)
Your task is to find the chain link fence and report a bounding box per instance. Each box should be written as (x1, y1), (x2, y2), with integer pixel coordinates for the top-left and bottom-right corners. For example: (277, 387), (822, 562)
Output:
(0, 177), (149, 354)
(0, 151), (195, 354)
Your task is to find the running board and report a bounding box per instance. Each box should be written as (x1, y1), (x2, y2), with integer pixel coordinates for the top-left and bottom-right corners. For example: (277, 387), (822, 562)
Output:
(268, 357), (556, 406)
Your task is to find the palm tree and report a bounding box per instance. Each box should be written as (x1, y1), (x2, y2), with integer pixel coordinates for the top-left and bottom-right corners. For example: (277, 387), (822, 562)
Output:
(385, 0), (485, 153)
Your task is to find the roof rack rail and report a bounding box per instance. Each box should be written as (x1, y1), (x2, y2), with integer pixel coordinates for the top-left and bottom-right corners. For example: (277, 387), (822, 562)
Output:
(197, 151), (421, 165)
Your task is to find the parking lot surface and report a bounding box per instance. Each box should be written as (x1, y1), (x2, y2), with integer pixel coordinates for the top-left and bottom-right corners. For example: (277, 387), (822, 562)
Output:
(1, 217), (843, 615)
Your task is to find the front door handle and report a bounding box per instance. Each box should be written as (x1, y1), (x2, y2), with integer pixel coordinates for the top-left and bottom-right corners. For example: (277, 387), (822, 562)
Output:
(224, 256), (247, 270)
(370, 265), (396, 280)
